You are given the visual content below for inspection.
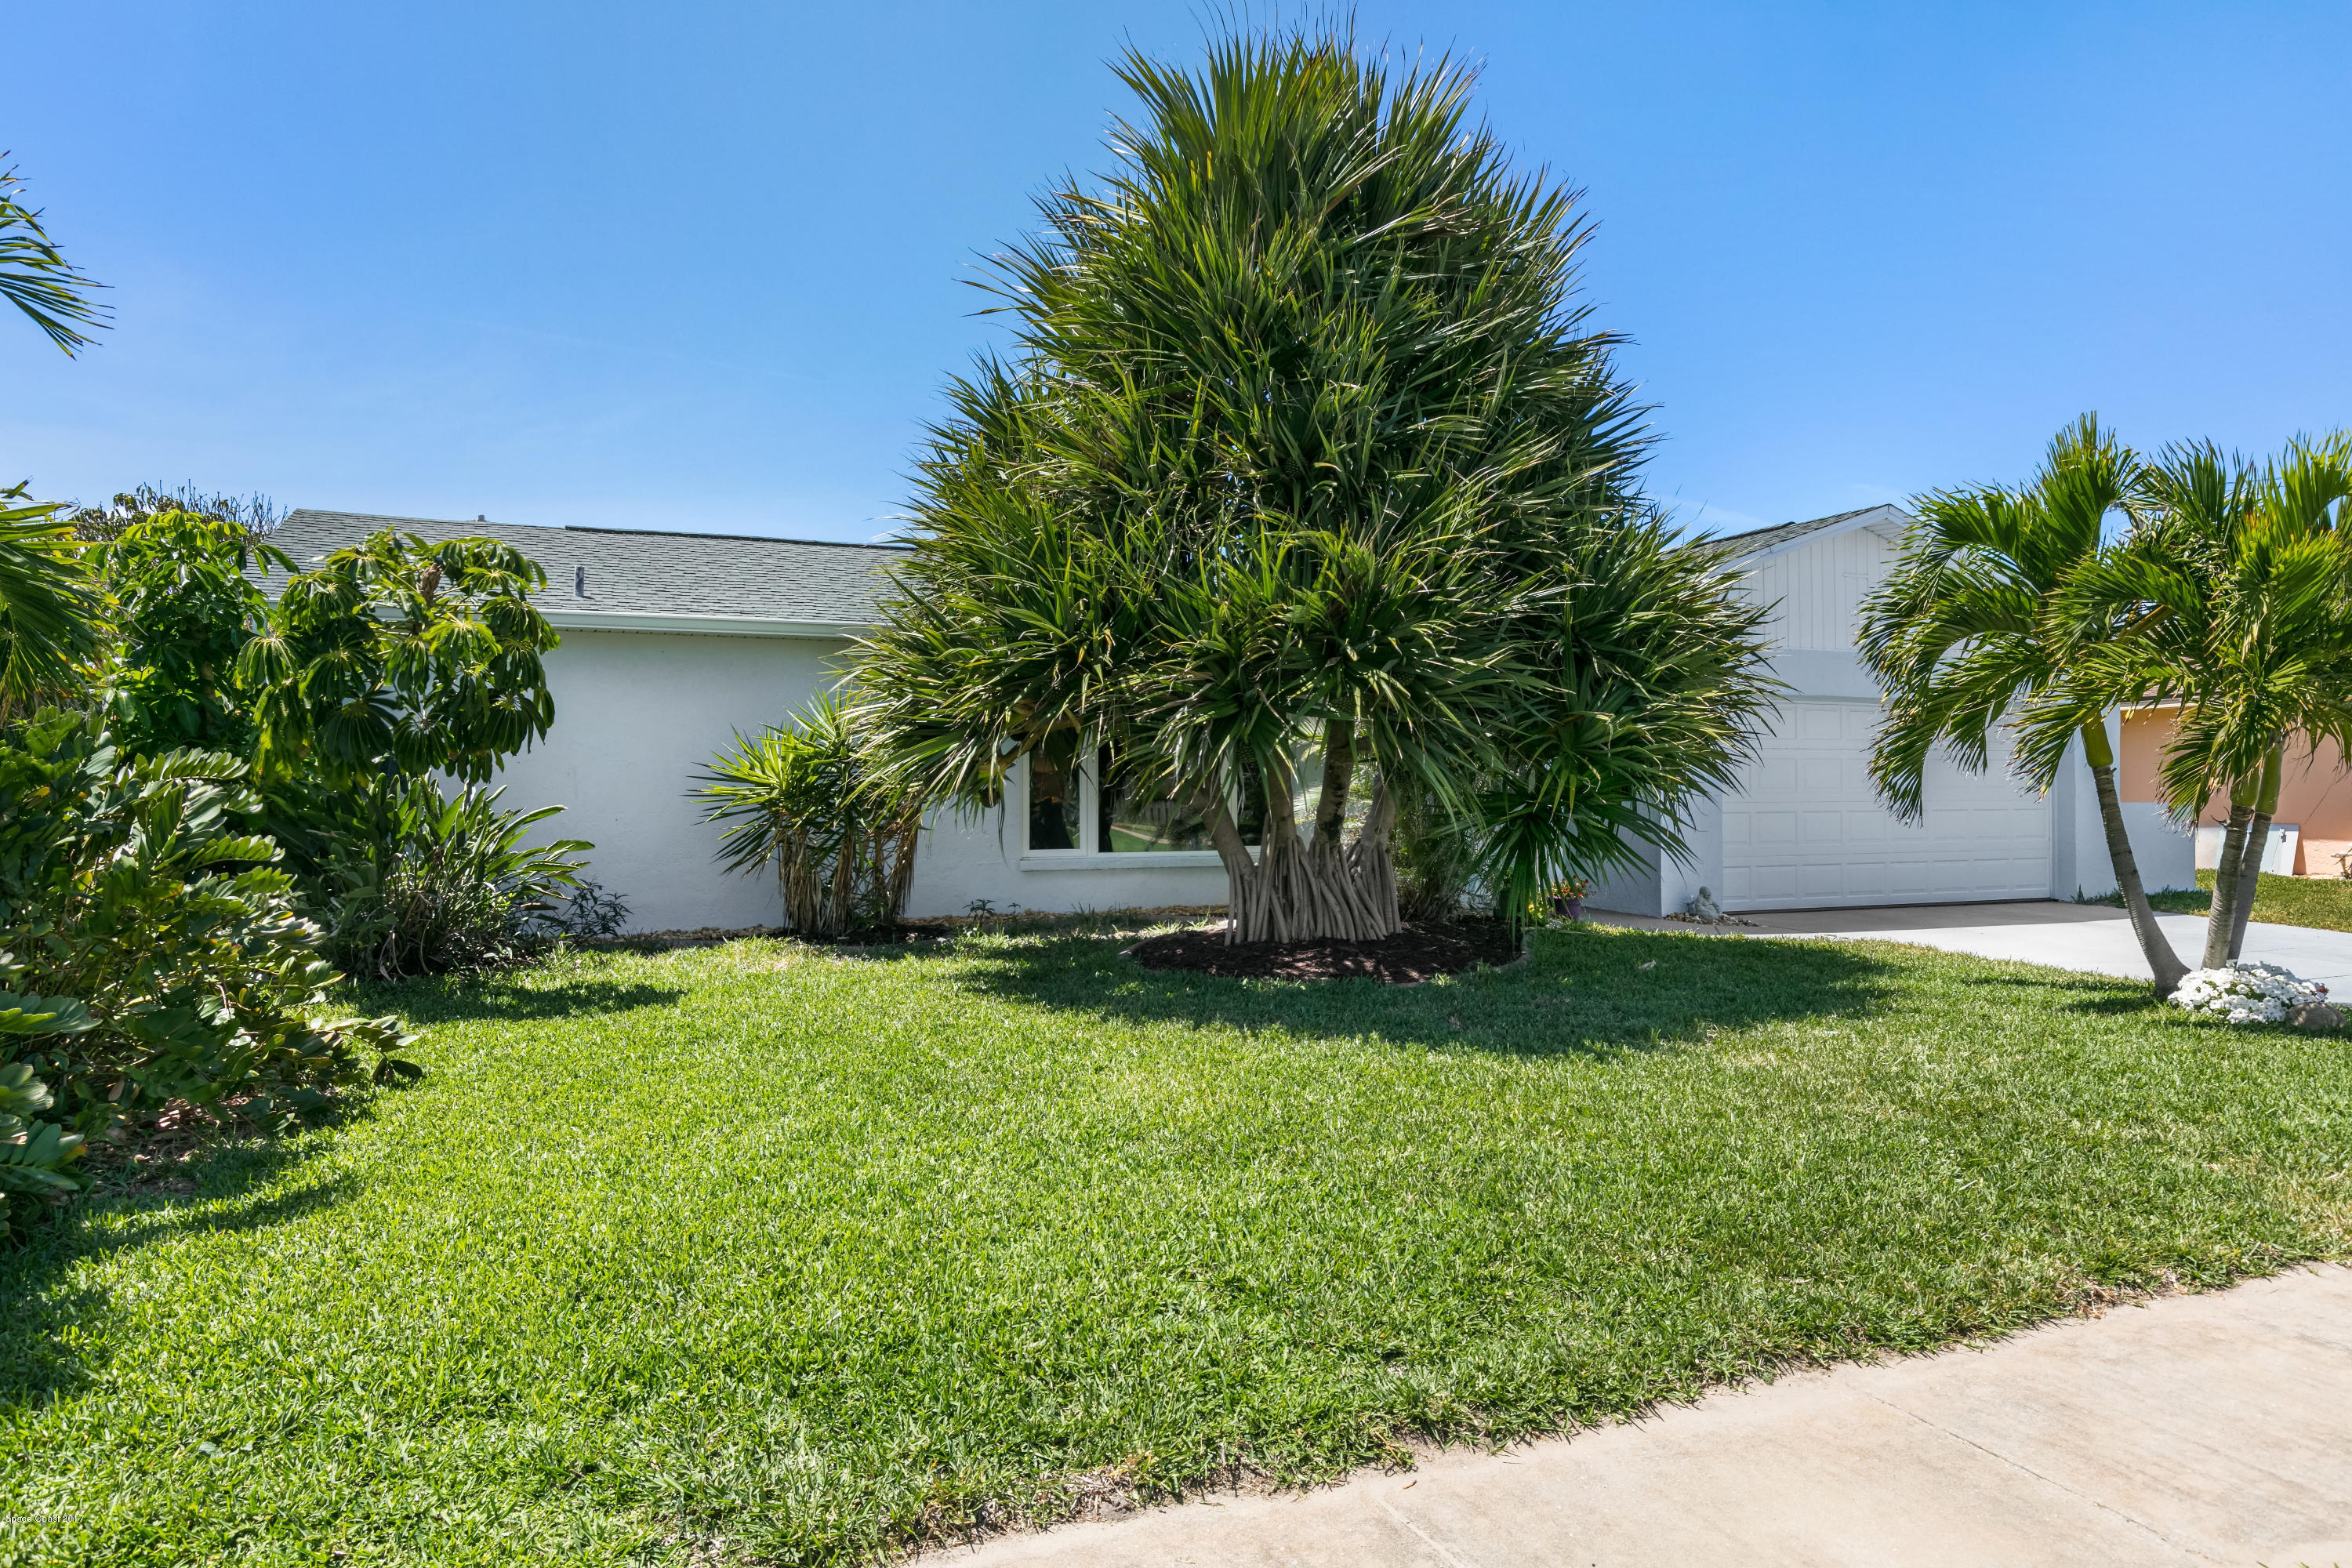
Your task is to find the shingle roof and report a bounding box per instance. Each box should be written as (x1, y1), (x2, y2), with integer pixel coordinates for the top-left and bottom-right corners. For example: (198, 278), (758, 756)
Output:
(260, 510), (902, 629)
(1709, 505), (1899, 561)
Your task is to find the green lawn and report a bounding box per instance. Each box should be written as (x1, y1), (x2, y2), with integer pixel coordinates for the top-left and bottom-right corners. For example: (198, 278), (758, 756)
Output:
(2105, 869), (2352, 931)
(5, 921), (2350, 1566)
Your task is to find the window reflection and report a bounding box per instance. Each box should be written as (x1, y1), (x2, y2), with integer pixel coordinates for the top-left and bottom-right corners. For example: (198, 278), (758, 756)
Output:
(1098, 748), (1213, 851)
(1027, 733), (1082, 851)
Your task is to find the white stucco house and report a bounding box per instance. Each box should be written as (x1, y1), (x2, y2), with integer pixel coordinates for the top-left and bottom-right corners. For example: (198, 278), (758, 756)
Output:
(264, 503), (2191, 933)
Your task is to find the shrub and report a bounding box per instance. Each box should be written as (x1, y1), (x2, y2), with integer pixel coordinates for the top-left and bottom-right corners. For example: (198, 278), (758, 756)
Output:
(0, 1055), (85, 1235)
(325, 778), (591, 979)
(694, 695), (920, 938)
(0, 710), (413, 1154)
(530, 878), (631, 940)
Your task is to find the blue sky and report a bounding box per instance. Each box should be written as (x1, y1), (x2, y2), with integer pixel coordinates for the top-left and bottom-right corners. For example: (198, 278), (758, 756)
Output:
(5, 2), (2347, 543)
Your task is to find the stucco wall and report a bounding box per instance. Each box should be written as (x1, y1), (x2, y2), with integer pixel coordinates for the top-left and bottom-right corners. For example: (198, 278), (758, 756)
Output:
(491, 627), (1233, 931)
(2121, 710), (2352, 876)
(489, 628), (856, 932)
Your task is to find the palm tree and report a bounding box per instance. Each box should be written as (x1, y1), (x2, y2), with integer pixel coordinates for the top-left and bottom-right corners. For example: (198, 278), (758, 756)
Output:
(0, 160), (108, 713)
(693, 695), (921, 937)
(2054, 436), (2352, 969)
(0, 158), (109, 355)
(1860, 416), (2190, 995)
(0, 480), (101, 714)
(854, 26), (1777, 943)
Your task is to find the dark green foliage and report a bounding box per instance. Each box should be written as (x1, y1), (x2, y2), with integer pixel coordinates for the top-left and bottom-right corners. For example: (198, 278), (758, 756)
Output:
(0, 1054), (86, 1234)
(0, 710), (413, 1147)
(1858, 417), (2190, 992)
(1391, 781), (1476, 920)
(239, 526), (558, 789)
(324, 779), (590, 979)
(91, 508), (289, 758)
(695, 695), (920, 937)
(857, 27), (1775, 942)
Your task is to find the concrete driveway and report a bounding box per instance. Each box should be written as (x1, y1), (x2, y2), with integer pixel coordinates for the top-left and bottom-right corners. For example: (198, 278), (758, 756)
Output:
(946, 1267), (2352, 1567)
(1596, 899), (2352, 993)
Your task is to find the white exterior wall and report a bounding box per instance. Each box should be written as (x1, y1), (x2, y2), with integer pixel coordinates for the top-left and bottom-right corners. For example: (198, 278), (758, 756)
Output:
(1737, 524), (1901, 652)
(490, 628), (856, 932)
(492, 626), (1233, 931)
(905, 812), (1231, 918)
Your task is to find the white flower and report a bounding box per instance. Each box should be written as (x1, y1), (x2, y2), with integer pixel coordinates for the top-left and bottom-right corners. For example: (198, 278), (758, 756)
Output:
(2167, 959), (2325, 1025)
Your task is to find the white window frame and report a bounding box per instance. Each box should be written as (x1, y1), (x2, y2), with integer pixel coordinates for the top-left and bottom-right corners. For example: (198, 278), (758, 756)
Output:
(1014, 751), (1226, 871)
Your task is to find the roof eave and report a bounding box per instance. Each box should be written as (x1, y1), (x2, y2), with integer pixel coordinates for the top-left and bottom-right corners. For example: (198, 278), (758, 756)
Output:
(539, 608), (869, 639)
(1723, 503), (1911, 567)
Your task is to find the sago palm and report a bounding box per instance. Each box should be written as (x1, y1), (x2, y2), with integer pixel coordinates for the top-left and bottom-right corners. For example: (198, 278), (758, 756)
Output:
(854, 26), (1775, 942)
(1860, 416), (2189, 994)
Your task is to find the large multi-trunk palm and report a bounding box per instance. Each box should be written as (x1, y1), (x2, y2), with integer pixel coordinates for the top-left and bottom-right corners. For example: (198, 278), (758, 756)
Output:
(854, 29), (1776, 942)
(2050, 436), (2352, 969)
(1860, 417), (2190, 995)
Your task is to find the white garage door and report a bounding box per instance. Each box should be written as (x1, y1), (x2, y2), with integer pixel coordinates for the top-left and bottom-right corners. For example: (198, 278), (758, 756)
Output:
(1720, 701), (2052, 912)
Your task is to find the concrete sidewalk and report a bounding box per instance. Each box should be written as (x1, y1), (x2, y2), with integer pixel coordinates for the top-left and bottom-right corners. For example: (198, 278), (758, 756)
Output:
(945, 1266), (2352, 1567)
(1595, 899), (2352, 993)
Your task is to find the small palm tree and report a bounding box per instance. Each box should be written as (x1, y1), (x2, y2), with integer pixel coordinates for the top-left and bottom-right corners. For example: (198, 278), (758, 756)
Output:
(1860, 416), (2190, 994)
(694, 696), (921, 938)
(2054, 436), (2352, 968)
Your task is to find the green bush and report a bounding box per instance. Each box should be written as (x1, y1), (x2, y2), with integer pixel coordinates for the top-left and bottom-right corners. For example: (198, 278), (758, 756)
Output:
(694, 695), (920, 937)
(0, 710), (413, 1155)
(325, 778), (591, 979)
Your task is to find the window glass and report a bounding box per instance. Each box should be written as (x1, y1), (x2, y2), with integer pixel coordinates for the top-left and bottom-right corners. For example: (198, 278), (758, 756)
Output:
(1098, 748), (1213, 851)
(1027, 734), (1083, 851)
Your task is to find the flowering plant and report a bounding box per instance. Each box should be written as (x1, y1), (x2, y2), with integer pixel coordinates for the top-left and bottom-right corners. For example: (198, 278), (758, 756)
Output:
(1548, 877), (1592, 901)
(2168, 960), (2328, 1024)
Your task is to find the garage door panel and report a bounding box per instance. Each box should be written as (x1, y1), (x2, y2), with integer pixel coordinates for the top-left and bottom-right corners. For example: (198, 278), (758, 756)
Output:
(1722, 701), (2050, 911)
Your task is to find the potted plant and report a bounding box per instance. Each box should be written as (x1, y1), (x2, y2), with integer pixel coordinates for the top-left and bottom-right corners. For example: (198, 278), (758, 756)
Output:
(1547, 876), (1592, 922)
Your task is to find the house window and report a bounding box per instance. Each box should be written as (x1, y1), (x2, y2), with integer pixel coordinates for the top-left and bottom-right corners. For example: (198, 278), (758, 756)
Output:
(1098, 748), (1214, 851)
(1021, 743), (1236, 858)
(1026, 732), (1083, 851)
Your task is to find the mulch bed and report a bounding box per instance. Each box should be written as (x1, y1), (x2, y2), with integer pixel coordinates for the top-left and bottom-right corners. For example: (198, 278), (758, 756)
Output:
(1128, 916), (1523, 984)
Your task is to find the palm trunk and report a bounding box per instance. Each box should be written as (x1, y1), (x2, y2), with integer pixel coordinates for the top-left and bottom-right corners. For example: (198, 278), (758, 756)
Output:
(2202, 781), (2256, 970)
(2080, 722), (2188, 995)
(1312, 720), (1356, 848)
(1206, 769), (1401, 945)
(2224, 742), (2284, 961)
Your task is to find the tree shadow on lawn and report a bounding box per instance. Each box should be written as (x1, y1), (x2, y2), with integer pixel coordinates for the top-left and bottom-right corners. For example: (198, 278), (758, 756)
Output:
(356, 971), (689, 1025)
(955, 920), (1905, 1055)
(0, 1126), (361, 1406)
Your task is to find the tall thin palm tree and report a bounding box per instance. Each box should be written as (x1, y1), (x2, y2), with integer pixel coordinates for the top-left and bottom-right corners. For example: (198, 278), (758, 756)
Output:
(1860, 416), (2189, 995)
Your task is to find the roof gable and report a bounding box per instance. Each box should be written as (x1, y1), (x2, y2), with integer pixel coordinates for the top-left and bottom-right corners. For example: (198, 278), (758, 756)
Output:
(1711, 503), (1911, 564)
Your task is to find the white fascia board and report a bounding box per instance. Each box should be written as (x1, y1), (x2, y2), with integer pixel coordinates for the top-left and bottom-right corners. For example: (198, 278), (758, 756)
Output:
(1726, 503), (1911, 566)
(540, 608), (870, 638)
